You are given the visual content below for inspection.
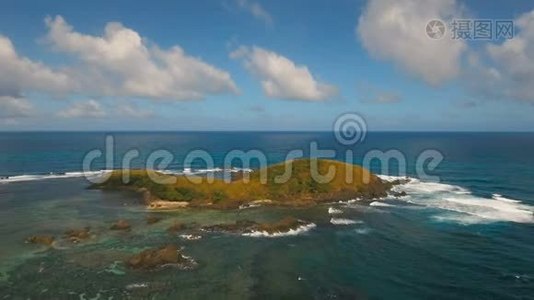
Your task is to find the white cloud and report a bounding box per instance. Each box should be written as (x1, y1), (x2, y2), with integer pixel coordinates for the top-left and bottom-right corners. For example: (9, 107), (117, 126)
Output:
(116, 102), (154, 118)
(357, 0), (467, 85)
(44, 16), (238, 101)
(0, 36), (72, 97)
(483, 10), (534, 102)
(0, 96), (34, 118)
(0, 16), (238, 102)
(231, 46), (338, 101)
(235, 0), (273, 26)
(58, 99), (106, 118)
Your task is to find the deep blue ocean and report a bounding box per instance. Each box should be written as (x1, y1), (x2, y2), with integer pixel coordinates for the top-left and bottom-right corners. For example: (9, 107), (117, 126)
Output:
(0, 132), (533, 299)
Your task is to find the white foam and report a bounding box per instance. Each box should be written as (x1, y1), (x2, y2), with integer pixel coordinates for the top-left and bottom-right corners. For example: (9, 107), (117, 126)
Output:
(392, 177), (534, 224)
(126, 283), (149, 290)
(330, 218), (361, 225)
(491, 193), (521, 203)
(0, 170), (111, 183)
(354, 228), (371, 234)
(370, 201), (395, 207)
(242, 223), (316, 238)
(336, 198), (359, 204)
(376, 174), (409, 182)
(179, 234), (202, 240)
(328, 207), (343, 215)
(0, 167), (253, 184)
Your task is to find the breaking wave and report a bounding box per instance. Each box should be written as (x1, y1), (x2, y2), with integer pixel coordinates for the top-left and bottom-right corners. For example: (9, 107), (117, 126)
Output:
(242, 223), (316, 238)
(328, 207), (343, 215)
(0, 170), (111, 184)
(369, 201), (395, 207)
(0, 167), (253, 184)
(378, 175), (534, 224)
(330, 218), (361, 225)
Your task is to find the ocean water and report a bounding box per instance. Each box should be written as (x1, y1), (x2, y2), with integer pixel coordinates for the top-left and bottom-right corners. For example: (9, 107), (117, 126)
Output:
(0, 132), (533, 299)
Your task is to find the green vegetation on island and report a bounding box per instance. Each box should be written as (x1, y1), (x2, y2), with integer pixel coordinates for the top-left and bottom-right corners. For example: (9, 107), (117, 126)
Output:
(91, 159), (396, 209)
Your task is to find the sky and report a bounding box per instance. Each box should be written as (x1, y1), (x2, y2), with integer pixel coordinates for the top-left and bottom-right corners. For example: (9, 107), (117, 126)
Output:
(0, 0), (533, 131)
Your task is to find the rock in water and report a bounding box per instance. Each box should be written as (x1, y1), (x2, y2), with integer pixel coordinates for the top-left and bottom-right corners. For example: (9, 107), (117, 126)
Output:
(167, 222), (186, 234)
(64, 227), (91, 243)
(26, 235), (55, 247)
(202, 220), (258, 233)
(392, 191), (407, 197)
(146, 215), (162, 225)
(110, 219), (131, 230)
(254, 217), (302, 234)
(127, 245), (186, 269)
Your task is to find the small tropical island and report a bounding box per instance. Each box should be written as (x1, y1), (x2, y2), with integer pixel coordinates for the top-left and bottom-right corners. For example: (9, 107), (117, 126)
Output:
(90, 159), (399, 210)
(23, 159), (408, 273)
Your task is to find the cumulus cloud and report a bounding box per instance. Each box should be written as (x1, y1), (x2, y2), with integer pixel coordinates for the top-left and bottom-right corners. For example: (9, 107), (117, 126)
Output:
(44, 16), (238, 101)
(357, 0), (467, 85)
(0, 96), (35, 118)
(0, 16), (238, 103)
(234, 0), (273, 26)
(231, 46), (338, 101)
(116, 102), (154, 118)
(483, 10), (534, 102)
(0, 36), (72, 97)
(58, 99), (106, 118)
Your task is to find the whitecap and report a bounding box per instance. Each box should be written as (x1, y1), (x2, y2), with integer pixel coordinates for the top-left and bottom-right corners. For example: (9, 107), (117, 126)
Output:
(492, 193), (521, 203)
(239, 203), (261, 210)
(328, 207), (343, 215)
(242, 223), (316, 238)
(0, 170), (111, 184)
(391, 177), (534, 224)
(376, 174), (409, 182)
(354, 228), (370, 234)
(179, 234), (202, 240)
(369, 201), (395, 207)
(330, 218), (361, 225)
(126, 283), (149, 290)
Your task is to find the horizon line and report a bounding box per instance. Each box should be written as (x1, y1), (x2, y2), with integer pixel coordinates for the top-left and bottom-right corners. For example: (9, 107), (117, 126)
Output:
(1, 130), (534, 133)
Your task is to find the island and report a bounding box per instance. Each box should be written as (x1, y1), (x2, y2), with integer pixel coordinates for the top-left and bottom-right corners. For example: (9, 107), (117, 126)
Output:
(25, 159), (404, 271)
(90, 159), (397, 210)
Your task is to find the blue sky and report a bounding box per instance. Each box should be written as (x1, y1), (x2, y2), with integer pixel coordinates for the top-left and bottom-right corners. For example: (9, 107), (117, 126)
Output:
(0, 0), (533, 131)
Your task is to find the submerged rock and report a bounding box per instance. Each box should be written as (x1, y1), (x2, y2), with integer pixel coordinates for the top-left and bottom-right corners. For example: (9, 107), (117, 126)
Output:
(64, 227), (91, 243)
(202, 217), (311, 235)
(110, 219), (131, 231)
(26, 235), (55, 247)
(253, 217), (303, 234)
(202, 220), (258, 233)
(392, 191), (407, 198)
(126, 245), (187, 270)
(167, 222), (186, 234)
(146, 215), (162, 225)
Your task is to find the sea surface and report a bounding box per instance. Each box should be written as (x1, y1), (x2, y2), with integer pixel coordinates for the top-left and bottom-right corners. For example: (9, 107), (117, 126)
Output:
(0, 132), (533, 299)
